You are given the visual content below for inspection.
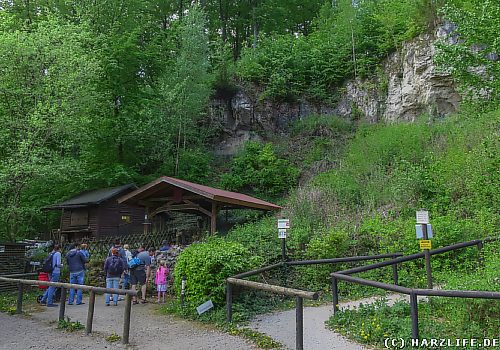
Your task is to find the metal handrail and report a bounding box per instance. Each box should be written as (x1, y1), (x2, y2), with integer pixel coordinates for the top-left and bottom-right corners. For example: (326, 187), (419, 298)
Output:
(330, 237), (499, 340)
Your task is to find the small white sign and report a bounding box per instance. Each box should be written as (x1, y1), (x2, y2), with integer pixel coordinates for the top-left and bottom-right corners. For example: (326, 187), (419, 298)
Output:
(416, 224), (433, 239)
(196, 300), (214, 315)
(278, 229), (287, 239)
(416, 210), (429, 224)
(278, 219), (290, 229)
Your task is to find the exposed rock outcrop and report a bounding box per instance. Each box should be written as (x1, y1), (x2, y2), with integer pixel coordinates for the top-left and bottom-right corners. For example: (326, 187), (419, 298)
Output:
(210, 26), (461, 156)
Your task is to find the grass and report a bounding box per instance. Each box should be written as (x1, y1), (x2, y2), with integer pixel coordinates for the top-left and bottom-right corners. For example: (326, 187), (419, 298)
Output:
(327, 245), (500, 349)
(0, 289), (40, 314)
(105, 332), (121, 342)
(57, 317), (84, 332)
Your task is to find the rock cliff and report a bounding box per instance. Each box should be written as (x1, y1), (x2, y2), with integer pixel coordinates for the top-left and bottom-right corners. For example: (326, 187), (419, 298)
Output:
(211, 25), (461, 156)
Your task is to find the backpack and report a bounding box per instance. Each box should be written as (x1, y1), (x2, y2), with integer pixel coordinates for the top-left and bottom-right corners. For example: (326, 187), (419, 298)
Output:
(41, 253), (54, 273)
(128, 256), (143, 269)
(108, 256), (124, 276)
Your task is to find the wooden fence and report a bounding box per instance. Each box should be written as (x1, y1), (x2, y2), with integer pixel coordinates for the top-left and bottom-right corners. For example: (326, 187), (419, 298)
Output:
(0, 275), (137, 344)
(75, 229), (176, 257)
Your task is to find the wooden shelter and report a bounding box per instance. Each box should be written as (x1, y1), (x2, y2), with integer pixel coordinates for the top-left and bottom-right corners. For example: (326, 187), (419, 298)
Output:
(0, 242), (27, 292)
(45, 184), (146, 242)
(118, 176), (282, 234)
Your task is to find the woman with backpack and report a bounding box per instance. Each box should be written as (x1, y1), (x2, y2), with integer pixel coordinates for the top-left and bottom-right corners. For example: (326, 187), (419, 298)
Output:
(103, 248), (125, 306)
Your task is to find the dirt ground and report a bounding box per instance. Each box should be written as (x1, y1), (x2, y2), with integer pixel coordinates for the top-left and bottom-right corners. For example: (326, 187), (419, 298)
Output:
(249, 293), (424, 350)
(2, 295), (256, 350)
(0, 293), (414, 350)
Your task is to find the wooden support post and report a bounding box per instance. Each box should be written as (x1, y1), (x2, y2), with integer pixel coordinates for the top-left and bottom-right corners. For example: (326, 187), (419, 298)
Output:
(59, 287), (67, 322)
(16, 282), (23, 314)
(86, 291), (96, 334)
(226, 282), (233, 323)
(332, 277), (339, 314)
(296, 296), (304, 350)
(122, 294), (132, 344)
(410, 292), (419, 340)
(210, 202), (218, 235)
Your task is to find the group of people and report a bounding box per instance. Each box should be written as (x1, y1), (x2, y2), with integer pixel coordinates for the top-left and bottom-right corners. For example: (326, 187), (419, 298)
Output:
(40, 239), (171, 307)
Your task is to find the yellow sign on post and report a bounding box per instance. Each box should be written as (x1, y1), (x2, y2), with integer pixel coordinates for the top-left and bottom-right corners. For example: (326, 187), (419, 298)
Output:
(419, 240), (432, 250)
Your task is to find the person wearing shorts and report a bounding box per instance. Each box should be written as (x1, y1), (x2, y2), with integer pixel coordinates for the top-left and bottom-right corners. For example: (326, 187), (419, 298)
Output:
(130, 246), (155, 304)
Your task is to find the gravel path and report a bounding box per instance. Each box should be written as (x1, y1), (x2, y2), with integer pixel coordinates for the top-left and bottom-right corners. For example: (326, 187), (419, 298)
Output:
(1, 293), (426, 350)
(249, 293), (422, 350)
(2, 295), (255, 350)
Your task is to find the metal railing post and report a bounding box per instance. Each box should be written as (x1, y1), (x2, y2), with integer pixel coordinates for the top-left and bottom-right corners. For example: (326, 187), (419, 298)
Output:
(59, 287), (67, 322)
(392, 263), (399, 285)
(226, 282), (233, 323)
(296, 296), (303, 350)
(122, 293), (132, 344)
(410, 292), (419, 340)
(16, 282), (23, 314)
(477, 241), (484, 268)
(332, 276), (339, 314)
(86, 291), (96, 334)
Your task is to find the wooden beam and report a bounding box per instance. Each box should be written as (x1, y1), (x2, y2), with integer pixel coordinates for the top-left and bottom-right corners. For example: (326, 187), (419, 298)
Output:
(147, 195), (204, 202)
(150, 203), (212, 218)
(184, 200), (211, 217)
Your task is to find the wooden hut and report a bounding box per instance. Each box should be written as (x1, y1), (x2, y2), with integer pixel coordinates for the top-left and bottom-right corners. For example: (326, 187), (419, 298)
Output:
(44, 184), (146, 242)
(0, 242), (27, 292)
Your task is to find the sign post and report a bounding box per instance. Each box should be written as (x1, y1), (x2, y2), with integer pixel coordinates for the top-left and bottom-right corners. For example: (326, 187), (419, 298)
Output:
(278, 219), (290, 262)
(416, 210), (433, 289)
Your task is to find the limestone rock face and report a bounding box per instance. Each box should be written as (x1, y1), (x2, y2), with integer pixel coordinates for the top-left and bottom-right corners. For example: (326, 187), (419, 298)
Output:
(210, 26), (461, 155)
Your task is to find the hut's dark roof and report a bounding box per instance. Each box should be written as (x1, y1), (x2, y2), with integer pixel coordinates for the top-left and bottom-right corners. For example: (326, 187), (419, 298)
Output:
(45, 184), (137, 210)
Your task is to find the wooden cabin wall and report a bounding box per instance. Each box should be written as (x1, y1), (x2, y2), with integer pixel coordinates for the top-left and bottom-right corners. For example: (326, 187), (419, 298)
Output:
(97, 200), (145, 237)
(97, 200), (120, 237)
(0, 244), (27, 292)
(118, 204), (144, 235)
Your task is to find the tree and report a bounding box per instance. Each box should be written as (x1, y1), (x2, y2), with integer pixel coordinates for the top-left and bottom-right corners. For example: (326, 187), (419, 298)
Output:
(0, 16), (103, 240)
(153, 5), (214, 177)
(436, 0), (500, 102)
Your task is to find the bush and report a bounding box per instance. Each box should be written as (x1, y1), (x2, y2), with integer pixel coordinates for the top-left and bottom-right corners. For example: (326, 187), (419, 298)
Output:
(173, 237), (262, 307)
(220, 141), (299, 197)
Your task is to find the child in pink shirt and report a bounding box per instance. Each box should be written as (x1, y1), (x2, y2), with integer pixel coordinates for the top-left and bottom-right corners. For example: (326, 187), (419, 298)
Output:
(155, 260), (169, 303)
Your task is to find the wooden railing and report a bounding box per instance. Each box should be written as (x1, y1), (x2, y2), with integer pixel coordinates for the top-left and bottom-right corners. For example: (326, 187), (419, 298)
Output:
(0, 275), (137, 344)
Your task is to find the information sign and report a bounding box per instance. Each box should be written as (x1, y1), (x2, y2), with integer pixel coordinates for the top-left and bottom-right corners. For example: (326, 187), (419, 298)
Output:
(419, 240), (432, 250)
(278, 229), (287, 239)
(416, 210), (429, 224)
(278, 219), (290, 229)
(196, 300), (214, 315)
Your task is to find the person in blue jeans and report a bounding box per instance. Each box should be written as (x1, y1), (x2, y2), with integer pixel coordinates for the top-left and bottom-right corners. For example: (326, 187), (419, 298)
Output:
(104, 248), (125, 306)
(66, 242), (89, 305)
(40, 244), (63, 307)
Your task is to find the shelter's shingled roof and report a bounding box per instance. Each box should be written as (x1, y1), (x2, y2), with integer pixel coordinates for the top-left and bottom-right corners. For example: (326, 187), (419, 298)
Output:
(118, 176), (282, 211)
(45, 184), (137, 210)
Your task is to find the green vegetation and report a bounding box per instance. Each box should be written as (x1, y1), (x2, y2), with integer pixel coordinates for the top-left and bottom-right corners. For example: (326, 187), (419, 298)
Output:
(105, 332), (121, 343)
(173, 237), (262, 308)
(0, 290), (39, 314)
(57, 317), (84, 332)
(0, 0), (498, 345)
(220, 142), (299, 197)
(327, 242), (500, 349)
(237, 0), (433, 100)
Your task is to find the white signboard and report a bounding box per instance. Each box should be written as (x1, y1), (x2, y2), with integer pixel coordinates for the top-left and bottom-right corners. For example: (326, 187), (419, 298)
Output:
(416, 224), (433, 239)
(278, 229), (287, 239)
(196, 300), (214, 315)
(416, 210), (429, 224)
(278, 219), (290, 229)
